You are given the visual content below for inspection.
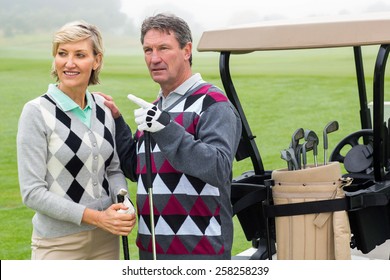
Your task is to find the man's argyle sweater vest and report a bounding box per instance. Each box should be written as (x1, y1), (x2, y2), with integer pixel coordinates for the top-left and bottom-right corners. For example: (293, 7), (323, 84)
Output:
(135, 84), (229, 256)
(40, 94), (115, 204)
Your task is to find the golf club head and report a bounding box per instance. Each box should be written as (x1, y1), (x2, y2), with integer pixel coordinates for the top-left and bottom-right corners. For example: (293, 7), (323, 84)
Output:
(302, 140), (315, 168)
(323, 120), (339, 149)
(304, 129), (319, 155)
(286, 147), (299, 170)
(281, 149), (291, 161)
(303, 139), (314, 151)
(304, 129), (319, 143)
(281, 149), (293, 170)
(290, 128), (304, 150)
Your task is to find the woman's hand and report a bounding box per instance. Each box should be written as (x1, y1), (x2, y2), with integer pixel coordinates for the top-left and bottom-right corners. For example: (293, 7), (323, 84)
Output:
(95, 92), (122, 119)
(83, 204), (136, 236)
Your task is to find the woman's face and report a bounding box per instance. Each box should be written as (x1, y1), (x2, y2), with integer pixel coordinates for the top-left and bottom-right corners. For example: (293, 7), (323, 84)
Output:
(54, 38), (101, 94)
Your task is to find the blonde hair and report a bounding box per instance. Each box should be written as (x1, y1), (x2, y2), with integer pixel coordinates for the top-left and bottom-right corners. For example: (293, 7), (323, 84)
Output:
(51, 20), (104, 85)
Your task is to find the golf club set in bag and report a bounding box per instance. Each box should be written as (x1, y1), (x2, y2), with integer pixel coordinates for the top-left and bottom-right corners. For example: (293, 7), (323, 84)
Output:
(280, 120), (339, 170)
(262, 120), (355, 259)
(232, 118), (390, 260)
(260, 120), (390, 259)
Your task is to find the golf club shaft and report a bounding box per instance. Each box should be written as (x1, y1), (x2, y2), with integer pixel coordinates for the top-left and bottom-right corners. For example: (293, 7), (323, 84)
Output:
(144, 131), (157, 260)
(314, 144), (318, 167)
(323, 120), (339, 165)
(117, 193), (130, 260)
(148, 188), (157, 259)
(324, 149), (328, 165)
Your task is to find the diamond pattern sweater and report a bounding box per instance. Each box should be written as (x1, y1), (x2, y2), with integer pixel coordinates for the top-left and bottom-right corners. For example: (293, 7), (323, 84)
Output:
(115, 82), (242, 259)
(17, 84), (127, 238)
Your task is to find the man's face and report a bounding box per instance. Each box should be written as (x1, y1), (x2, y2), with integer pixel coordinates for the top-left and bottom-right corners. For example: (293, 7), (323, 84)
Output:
(142, 29), (192, 95)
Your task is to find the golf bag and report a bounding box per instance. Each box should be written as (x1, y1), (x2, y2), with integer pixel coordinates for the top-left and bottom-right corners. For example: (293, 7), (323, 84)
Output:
(268, 162), (351, 259)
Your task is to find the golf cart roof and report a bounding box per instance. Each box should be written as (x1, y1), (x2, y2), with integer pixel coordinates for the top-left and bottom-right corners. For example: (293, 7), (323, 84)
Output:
(197, 13), (390, 53)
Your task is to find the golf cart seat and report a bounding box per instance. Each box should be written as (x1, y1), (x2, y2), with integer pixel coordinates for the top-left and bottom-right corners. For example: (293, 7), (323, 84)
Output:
(198, 13), (390, 257)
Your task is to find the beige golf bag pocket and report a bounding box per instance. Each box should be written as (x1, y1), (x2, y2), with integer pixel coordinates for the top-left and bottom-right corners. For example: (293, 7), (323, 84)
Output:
(270, 162), (351, 259)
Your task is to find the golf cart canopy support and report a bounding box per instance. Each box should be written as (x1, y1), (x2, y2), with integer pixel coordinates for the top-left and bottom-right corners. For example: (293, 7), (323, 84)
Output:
(197, 13), (390, 182)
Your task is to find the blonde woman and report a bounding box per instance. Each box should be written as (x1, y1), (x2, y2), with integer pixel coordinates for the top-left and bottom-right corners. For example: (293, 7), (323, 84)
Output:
(17, 21), (136, 260)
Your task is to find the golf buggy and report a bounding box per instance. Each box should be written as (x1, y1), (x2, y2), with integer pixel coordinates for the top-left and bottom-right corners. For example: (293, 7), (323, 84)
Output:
(197, 14), (390, 259)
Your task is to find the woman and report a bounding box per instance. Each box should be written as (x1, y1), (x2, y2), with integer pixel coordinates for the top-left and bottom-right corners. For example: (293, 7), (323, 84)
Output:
(16, 20), (136, 260)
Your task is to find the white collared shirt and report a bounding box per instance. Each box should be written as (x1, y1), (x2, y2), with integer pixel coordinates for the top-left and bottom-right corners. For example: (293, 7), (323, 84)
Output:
(159, 73), (205, 110)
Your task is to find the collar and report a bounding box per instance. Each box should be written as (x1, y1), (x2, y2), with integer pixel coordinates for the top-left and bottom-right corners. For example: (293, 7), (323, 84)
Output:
(158, 73), (204, 98)
(48, 84), (92, 112)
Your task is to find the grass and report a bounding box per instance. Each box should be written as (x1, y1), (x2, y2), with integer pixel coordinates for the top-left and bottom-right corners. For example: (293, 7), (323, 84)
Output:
(0, 37), (386, 259)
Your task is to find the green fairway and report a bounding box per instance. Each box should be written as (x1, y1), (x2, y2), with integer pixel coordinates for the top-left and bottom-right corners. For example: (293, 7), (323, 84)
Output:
(0, 35), (385, 260)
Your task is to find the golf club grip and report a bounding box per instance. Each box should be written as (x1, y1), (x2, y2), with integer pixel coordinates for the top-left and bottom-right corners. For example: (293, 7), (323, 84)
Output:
(122, 236), (130, 260)
(117, 194), (124, 203)
(117, 194), (130, 260)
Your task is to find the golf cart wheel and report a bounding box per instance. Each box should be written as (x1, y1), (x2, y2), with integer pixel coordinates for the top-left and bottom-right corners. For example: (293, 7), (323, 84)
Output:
(329, 129), (374, 173)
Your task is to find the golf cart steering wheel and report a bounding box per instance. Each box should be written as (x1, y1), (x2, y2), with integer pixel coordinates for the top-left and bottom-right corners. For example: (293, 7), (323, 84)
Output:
(329, 129), (374, 173)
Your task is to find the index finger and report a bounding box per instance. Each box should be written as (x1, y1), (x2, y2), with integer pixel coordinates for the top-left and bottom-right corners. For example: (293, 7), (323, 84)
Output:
(127, 94), (151, 109)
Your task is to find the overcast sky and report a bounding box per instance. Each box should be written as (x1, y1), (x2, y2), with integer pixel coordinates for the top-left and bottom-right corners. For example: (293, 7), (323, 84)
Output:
(121, 0), (390, 31)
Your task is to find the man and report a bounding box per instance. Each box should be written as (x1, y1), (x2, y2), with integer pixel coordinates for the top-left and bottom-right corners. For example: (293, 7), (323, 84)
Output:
(105, 13), (241, 260)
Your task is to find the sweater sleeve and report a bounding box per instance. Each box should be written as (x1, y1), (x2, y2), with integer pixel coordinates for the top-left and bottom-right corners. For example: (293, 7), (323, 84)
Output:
(105, 120), (129, 202)
(152, 101), (242, 188)
(17, 101), (86, 225)
(114, 116), (138, 182)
